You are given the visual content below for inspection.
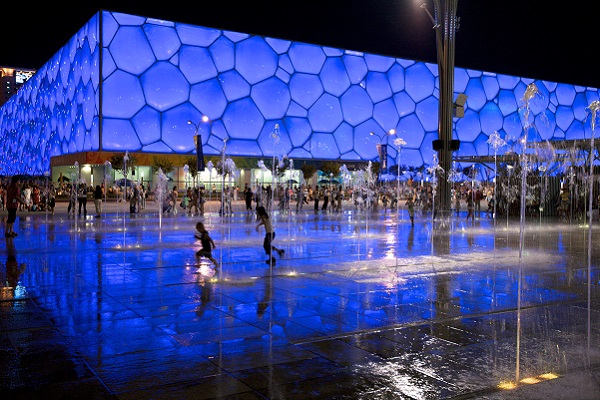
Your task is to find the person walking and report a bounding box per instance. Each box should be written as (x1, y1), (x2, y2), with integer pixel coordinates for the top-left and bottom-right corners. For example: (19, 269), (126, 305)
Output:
(244, 184), (254, 213)
(77, 182), (88, 216)
(93, 184), (103, 217)
(195, 222), (219, 269)
(466, 190), (475, 221)
(255, 206), (284, 265)
(406, 196), (415, 227)
(5, 176), (23, 237)
(47, 184), (57, 215)
(67, 184), (76, 216)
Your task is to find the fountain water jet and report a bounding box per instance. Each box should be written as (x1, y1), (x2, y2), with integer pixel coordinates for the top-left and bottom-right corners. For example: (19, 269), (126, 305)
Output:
(516, 82), (544, 383)
(487, 131), (507, 226)
(585, 99), (600, 362)
(156, 168), (169, 229)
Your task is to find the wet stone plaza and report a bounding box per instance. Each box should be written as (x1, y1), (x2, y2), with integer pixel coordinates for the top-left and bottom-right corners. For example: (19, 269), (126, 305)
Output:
(2, 200), (600, 399)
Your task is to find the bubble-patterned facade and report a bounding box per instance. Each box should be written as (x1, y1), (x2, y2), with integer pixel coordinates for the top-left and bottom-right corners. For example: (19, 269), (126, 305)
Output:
(0, 10), (599, 176)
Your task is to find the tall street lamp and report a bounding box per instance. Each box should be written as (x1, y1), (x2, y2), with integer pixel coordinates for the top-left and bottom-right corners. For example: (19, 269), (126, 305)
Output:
(370, 129), (396, 185)
(188, 116), (209, 179)
(394, 136), (407, 206)
(421, 0), (460, 213)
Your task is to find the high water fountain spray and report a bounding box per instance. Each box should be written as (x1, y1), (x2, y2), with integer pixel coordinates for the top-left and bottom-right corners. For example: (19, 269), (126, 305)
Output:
(487, 131), (507, 225)
(427, 153), (445, 225)
(515, 82), (544, 382)
(585, 100), (600, 362)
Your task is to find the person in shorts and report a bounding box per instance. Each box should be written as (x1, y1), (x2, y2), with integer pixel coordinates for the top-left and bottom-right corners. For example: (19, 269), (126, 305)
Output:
(195, 222), (218, 268)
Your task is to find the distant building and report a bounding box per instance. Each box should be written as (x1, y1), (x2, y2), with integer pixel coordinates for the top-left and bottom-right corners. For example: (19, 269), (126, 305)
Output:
(0, 10), (598, 191)
(0, 67), (35, 107)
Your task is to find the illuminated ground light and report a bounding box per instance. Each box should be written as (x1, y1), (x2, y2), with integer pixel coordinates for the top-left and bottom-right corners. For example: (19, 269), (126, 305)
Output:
(497, 372), (559, 391)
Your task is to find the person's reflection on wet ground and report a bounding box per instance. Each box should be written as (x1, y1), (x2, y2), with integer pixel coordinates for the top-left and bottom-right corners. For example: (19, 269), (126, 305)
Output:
(257, 273), (273, 318)
(195, 265), (214, 317)
(1, 236), (27, 299)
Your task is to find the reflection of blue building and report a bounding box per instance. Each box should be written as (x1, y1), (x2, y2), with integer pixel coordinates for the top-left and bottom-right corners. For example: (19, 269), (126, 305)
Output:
(0, 10), (599, 179)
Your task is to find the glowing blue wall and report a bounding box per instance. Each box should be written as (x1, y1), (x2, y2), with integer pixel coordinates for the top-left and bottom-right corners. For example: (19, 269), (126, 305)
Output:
(1, 10), (599, 176)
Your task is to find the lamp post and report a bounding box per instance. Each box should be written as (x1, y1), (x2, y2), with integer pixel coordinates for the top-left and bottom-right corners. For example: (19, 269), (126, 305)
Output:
(188, 116), (210, 185)
(219, 138), (228, 216)
(393, 137), (407, 209)
(370, 129), (396, 186)
(421, 0), (460, 213)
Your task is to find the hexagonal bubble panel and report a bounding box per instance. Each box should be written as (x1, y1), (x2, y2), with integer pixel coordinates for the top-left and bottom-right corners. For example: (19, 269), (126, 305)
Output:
(258, 122), (292, 157)
(536, 111), (557, 140)
(190, 78), (228, 119)
(110, 26), (156, 75)
(288, 42), (326, 74)
(283, 117), (312, 148)
(555, 105), (575, 131)
(309, 93), (344, 132)
(142, 62), (190, 112)
(364, 53), (395, 73)
(180, 45), (218, 84)
(321, 57), (350, 96)
(236, 36), (278, 85)
(333, 123), (354, 154)
(556, 83), (577, 106)
(405, 63), (435, 103)
(219, 70), (251, 102)
(464, 79), (487, 112)
(366, 72), (393, 103)
(340, 86), (373, 127)
(132, 106), (161, 145)
(398, 114), (425, 149)
(290, 73), (323, 109)
(102, 70), (145, 118)
(223, 98), (264, 140)
(343, 53), (368, 84)
(252, 77), (291, 120)
(144, 23), (180, 61)
(373, 99), (399, 131)
(573, 93), (592, 121)
(415, 97), (438, 132)
(479, 102), (504, 135)
(102, 119), (142, 150)
(162, 103), (199, 152)
(309, 133), (340, 159)
(210, 36), (235, 72)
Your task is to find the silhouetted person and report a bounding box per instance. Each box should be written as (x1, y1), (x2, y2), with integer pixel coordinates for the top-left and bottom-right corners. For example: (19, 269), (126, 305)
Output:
(256, 206), (284, 265)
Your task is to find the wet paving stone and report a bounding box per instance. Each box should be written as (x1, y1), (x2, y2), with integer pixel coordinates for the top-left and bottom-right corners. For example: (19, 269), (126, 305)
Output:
(2, 206), (600, 398)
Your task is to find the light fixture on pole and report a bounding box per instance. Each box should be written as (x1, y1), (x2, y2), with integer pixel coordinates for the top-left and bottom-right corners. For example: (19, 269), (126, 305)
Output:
(188, 117), (208, 173)
(370, 129), (397, 184)
(420, 0), (460, 214)
(394, 136), (407, 208)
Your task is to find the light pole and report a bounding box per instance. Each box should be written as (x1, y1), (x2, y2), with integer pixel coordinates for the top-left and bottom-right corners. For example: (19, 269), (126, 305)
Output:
(370, 129), (396, 186)
(188, 116), (210, 186)
(421, 0), (460, 213)
(394, 136), (407, 208)
(220, 136), (228, 216)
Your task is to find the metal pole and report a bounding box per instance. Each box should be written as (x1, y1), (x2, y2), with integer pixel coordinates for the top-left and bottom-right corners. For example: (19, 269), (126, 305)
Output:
(432, 0), (459, 213)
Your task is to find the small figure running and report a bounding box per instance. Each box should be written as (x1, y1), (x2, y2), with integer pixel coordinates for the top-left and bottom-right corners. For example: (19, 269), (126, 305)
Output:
(256, 206), (284, 265)
(195, 222), (219, 268)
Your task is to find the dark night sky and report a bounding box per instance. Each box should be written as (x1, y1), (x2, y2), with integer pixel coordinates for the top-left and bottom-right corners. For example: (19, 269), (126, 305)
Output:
(4, 1), (599, 88)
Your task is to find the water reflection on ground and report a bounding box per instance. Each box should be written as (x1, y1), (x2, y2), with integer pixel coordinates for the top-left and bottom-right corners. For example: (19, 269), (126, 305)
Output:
(1, 206), (600, 399)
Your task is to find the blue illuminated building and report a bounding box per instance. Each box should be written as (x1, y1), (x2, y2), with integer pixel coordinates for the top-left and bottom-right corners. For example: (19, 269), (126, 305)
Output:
(0, 10), (598, 183)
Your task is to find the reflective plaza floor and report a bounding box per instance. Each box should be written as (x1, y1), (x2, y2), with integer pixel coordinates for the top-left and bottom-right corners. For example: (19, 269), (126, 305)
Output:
(2, 200), (600, 399)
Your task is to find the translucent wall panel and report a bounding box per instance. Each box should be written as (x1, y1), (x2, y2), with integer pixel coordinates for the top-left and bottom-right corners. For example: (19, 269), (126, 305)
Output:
(1, 9), (600, 176)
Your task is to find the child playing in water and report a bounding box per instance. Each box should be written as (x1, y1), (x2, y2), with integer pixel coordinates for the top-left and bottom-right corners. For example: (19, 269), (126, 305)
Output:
(195, 222), (219, 268)
(256, 206), (284, 265)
